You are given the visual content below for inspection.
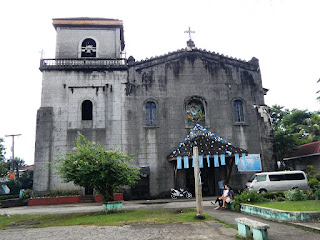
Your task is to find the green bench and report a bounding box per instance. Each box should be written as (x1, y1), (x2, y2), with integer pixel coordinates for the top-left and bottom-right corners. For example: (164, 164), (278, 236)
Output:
(235, 217), (270, 240)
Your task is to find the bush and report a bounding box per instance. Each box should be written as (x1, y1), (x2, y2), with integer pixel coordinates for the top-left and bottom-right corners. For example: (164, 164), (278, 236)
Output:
(22, 189), (34, 199)
(308, 178), (320, 190)
(313, 189), (320, 200)
(32, 190), (80, 198)
(305, 190), (316, 200)
(264, 191), (285, 200)
(284, 188), (307, 201)
(233, 190), (268, 212)
(6, 179), (21, 194)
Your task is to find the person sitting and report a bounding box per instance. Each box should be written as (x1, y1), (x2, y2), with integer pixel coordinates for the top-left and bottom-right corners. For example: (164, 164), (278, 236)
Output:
(221, 185), (233, 209)
(212, 185), (227, 210)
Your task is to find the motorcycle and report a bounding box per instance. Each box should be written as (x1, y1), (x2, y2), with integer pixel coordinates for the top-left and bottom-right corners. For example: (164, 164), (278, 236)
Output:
(170, 188), (192, 200)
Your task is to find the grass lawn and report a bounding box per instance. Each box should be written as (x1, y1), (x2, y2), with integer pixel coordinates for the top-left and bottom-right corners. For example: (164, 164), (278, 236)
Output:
(0, 208), (214, 229)
(251, 200), (320, 212)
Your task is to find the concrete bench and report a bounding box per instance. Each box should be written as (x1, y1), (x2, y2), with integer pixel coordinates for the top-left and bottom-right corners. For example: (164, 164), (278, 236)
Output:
(235, 217), (270, 240)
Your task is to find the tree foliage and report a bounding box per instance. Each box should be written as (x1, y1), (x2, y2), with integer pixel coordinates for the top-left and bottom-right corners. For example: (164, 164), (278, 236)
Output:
(56, 133), (140, 202)
(0, 138), (8, 178)
(271, 105), (320, 161)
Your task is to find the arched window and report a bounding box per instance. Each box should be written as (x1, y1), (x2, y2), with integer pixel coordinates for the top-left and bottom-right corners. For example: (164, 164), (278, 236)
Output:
(186, 99), (205, 123)
(145, 101), (157, 126)
(233, 100), (244, 123)
(81, 38), (96, 57)
(82, 100), (93, 120)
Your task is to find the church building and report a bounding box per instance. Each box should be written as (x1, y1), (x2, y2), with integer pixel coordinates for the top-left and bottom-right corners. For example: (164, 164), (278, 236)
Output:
(33, 18), (275, 199)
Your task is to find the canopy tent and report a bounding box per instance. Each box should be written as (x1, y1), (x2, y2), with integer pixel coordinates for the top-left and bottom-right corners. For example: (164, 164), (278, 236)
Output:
(167, 124), (248, 169)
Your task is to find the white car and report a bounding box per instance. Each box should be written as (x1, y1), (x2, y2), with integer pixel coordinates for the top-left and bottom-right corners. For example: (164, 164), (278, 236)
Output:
(246, 170), (308, 193)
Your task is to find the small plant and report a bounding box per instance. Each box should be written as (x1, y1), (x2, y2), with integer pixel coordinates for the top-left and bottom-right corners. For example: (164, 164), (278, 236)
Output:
(264, 191), (285, 200)
(313, 189), (320, 200)
(284, 188), (307, 201)
(22, 189), (34, 199)
(33, 190), (80, 198)
(233, 190), (268, 212)
(305, 190), (316, 200)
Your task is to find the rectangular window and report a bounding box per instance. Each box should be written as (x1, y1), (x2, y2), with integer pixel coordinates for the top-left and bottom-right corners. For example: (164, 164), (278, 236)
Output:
(256, 175), (266, 182)
(269, 174), (285, 181)
(285, 173), (305, 180)
(233, 100), (244, 122)
(145, 101), (157, 126)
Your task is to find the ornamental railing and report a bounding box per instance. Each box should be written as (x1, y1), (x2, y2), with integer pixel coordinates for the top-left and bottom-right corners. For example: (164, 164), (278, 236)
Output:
(40, 58), (127, 71)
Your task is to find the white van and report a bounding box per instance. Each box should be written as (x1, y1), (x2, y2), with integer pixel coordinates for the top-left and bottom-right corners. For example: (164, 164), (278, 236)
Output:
(247, 171), (308, 193)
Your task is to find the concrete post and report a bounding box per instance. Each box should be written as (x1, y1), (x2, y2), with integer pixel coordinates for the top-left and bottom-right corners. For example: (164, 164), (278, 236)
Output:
(193, 146), (203, 216)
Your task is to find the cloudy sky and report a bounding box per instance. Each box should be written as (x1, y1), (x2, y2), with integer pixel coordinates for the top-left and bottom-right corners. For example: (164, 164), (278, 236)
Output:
(0, 0), (319, 165)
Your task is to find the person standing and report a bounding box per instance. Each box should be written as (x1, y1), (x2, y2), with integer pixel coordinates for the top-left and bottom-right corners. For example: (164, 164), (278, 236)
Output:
(218, 179), (224, 196)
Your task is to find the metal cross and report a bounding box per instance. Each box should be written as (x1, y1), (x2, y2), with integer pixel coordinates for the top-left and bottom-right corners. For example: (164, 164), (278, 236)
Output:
(184, 27), (195, 40)
(39, 49), (45, 59)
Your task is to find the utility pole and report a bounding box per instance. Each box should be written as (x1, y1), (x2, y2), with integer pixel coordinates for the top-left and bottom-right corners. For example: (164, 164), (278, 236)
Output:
(193, 146), (204, 218)
(5, 134), (21, 179)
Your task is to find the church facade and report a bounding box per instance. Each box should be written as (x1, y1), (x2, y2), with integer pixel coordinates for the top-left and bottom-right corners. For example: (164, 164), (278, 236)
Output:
(33, 18), (275, 198)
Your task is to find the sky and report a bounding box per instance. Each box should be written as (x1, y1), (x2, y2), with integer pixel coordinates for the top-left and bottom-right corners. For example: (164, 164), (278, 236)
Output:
(0, 0), (319, 165)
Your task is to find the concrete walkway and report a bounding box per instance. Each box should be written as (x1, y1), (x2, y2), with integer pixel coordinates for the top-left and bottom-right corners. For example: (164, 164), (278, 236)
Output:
(0, 197), (319, 240)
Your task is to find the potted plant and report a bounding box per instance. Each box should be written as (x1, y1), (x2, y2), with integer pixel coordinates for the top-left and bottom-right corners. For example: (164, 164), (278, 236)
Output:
(55, 133), (140, 211)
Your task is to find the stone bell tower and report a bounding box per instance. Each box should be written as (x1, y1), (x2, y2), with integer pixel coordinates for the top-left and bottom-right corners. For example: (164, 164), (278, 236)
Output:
(33, 18), (127, 192)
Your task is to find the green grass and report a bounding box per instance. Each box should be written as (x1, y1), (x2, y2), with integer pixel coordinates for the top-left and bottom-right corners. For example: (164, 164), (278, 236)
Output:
(251, 200), (320, 212)
(0, 208), (214, 229)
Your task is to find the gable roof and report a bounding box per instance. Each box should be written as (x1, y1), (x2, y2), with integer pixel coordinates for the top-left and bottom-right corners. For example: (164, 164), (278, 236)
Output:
(283, 141), (320, 160)
(168, 124), (247, 160)
(131, 48), (260, 72)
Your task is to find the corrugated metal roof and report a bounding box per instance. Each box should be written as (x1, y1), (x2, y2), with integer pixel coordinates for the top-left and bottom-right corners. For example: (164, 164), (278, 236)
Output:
(284, 141), (320, 160)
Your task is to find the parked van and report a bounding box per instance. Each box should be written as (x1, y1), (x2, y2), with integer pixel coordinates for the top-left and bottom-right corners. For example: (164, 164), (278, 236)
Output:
(246, 171), (308, 193)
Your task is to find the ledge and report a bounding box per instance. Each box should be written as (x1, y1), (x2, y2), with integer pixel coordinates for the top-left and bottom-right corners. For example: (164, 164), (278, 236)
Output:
(241, 203), (320, 222)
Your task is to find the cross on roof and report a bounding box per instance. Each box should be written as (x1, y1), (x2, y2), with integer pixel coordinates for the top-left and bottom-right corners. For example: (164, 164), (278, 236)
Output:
(184, 27), (195, 40)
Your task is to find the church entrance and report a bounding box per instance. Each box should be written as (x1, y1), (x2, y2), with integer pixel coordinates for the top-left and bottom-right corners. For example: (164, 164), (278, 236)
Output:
(184, 160), (227, 196)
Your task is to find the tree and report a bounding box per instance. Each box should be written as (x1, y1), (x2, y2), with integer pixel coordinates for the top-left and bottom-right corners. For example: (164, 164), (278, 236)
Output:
(317, 78), (320, 102)
(56, 133), (140, 202)
(271, 105), (320, 162)
(18, 170), (33, 189)
(0, 138), (8, 178)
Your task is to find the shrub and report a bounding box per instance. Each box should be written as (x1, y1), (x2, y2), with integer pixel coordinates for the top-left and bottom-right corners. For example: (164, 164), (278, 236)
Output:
(22, 189), (34, 199)
(264, 191), (285, 200)
(313, 189), (320, 200)
(308, 178), (320, 190)
(305, 190), (316, 200)
(233, 189), (268, 212)
(284, 188), (307, 201)
(32, 190), (80, 198)
(6, 179), (21, 194)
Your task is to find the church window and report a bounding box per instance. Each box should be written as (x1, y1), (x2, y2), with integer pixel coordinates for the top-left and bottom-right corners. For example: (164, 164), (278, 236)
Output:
(186, 99), (205, 123)
(233, 100), (244, 122)
(145, 101), (157, 126)
(82, 100), (93, 120)
(81, 38), (96, 57)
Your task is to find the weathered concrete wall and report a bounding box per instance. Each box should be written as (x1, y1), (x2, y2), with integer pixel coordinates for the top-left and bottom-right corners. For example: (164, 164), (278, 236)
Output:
(33, 107), (53, 192)
(290, 156), (320, 172)
(55, 28), (121, 58)
(35, 70), (127, 192)
(34, 21), (274, 197)
(124, 50), (274, 195)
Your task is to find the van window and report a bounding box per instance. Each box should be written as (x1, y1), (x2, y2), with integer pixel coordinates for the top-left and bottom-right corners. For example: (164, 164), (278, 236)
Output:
(256, 175), (266, 182)
(285, 173), (305, 180)
(269, 174), (285, 181)
(248, 174), (256, 182)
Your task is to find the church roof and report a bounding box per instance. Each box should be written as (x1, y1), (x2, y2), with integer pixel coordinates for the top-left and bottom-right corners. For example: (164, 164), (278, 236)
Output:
(168, 124), (247, 160)
(131, 47), (260, 72)
(283, 141), (320, 160)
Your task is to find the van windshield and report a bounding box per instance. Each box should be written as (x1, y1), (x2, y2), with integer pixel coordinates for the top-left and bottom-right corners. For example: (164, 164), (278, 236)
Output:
(248, 174), (256, 182)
